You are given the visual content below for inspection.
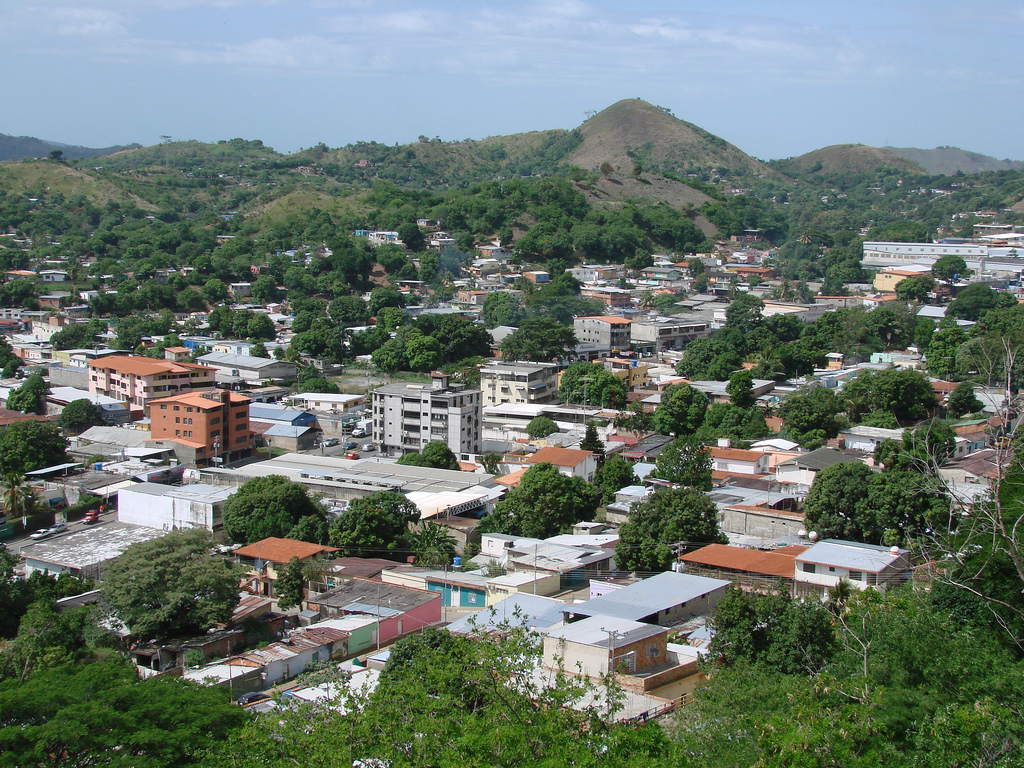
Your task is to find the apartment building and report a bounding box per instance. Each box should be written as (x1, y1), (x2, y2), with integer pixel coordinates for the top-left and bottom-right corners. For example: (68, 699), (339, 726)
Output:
(479, 361), (560, 406)
(149, 389), (254, 466)
(630, 318), (711, 353)
(371, 372), (481, 458)
(573, 316), (632, 351)
(88, 355), (215, 412)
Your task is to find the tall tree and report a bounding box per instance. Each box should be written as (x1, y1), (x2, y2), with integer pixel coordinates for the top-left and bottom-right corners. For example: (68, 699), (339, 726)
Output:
(651, 436), (713, 490)
(329, 491), (420, 556)
(0, 421), (68, 474)
(478, 463), (600, 539)
(498, 318), (577, 362)
(221, 475), (327, 545)
(616, 487), (725, 572)
(275, 556), (305, 610)
(6, 374), (48, 415)
(397, 441), (459, 470)
(653, 383), (708, 436)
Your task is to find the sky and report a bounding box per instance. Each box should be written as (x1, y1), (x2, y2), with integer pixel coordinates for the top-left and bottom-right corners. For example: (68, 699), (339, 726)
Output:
(2, 1), (1022, 161)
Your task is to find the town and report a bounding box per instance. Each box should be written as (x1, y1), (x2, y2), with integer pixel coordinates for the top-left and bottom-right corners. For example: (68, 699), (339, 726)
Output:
(1, 108), (1023, 766)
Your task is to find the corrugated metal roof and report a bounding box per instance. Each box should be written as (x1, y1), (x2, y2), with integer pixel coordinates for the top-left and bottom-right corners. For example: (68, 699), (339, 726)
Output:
(796, 540), (907, 572)
(567, 571), (730, 622)
(545, 615), (665, 647)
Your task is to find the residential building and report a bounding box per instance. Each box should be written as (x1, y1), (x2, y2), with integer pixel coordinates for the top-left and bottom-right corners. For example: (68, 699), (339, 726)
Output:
(197, 352), (298, 383)
(775, 448), (862, 492)
(303, 577), (442, 644)
(564, 571), (731, 626)
(479, 361), (560, 407)
(543, 616), (670, 678)
(709, 447), (770, 476)
(372, 372), (481, 458)
(580, 285), (633, 308)
(87, 355), (215, 411)
(680, 543), (810, 591)
(148, 390), (254, 465)
(46, 386), (131, 425)
(234, 537), (340, 599)
(873, 267), (930, 292)
(477, 533), (615, 589)
(285, 392), (366, 414)
(573, 316), (632, 351)
(525, 446), (598, 482)
(630, 318), (711, 353)
(842, 425), (905, 453)
(794, 539), (912, 597)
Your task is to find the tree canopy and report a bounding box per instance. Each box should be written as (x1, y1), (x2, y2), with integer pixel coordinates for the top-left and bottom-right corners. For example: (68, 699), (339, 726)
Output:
(498, 318), (577, 362)
(59, 399), (103, 434)
(653, 383), (708, 436)
(616, 487), (725, 572)
(478, 462), (600, 539)
(221, 475), (327, 545)
(396, 441), (459, 470)
(329, 490), (420, 556)
(102, 529), (239, 640)
(0, 421), (68, 474)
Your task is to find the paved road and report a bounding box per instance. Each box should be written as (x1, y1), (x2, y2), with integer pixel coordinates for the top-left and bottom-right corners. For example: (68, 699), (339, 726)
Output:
(6, 506), (118, 556)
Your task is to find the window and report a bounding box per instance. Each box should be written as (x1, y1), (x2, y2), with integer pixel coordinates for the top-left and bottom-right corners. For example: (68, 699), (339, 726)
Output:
(159, 404), (167, 410)
(848, 571), (864, 581)
(175, 417), (180, 424)
(235, 423), (246, 431)
(647, 645), (660, 658)
(828, 566), (836, 573)
(186, 407), (194, 413)
(175, 429), (180, 437)
(210, 417), (221, 425)
(173, 406), (180, 411)
(802, 563), (816, 574)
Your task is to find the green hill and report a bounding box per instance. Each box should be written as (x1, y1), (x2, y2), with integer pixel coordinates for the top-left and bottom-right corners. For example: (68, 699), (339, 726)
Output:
(0, 133), (137, 164)
(776, 144), (923, 176)
(886, 145), (1024, 175)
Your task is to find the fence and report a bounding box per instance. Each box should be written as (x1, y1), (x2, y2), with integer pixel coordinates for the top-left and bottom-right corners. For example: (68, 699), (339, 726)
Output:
(622, 691), (698, 723)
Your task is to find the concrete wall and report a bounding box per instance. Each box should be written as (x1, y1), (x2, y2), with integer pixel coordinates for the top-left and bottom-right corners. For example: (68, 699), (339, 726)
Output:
(117, 489), (221, 532)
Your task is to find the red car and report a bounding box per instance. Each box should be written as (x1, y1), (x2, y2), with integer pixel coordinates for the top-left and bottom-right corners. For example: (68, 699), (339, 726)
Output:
(82, 512), (100, 525)
(345, 452), (360, 460)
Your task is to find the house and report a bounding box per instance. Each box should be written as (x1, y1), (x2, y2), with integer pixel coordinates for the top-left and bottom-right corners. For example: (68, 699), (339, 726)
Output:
(525, 446), (598, 482)
(371, 372), (481, 458)
(794, 539), (912, 598)
(381, 568), (490, 609)
(117, 482), (236, 532)
(285, 392), (366, 415)
(303, 577), (442, 645)
(580, 285), (633, 308)
(148, 390), (254, 466)
(87, 355), (216, 412)
(775, 448), (862, 492)
(19, 522), (166, 579)
(679, 543), (809, 591)
(708, 446), (769, 476)
(46, 386), (131, 425)
(447, 593), (566, 635)
(477, 533), (616, 589)
(564, 571), (731, 626)
(842, 426), (905, 453)
(543, 616), (669, 677)
(630, 318), (711, 354)
(234, 537), (339, 599)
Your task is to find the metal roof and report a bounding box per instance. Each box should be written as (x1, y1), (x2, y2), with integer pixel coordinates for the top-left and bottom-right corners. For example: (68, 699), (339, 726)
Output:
(796, 540), (908, 572)
(545, 615), (666, 647)
(446, 593), (566, 635)
(566, 572), (731, 622)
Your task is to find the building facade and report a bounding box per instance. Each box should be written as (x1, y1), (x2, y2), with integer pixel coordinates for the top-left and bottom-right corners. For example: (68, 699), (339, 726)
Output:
(372, 373), (482, 458)
(573, 316), (632, 351)
(149, 390), (254, 465)
(479, 361), (560, 406)
(88, 355), (215, 412)
(630, 318), (710, 353)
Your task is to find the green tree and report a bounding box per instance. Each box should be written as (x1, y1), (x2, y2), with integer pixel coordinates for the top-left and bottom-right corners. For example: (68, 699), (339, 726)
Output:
(0, 421), (68, 474)
(777, 385), (848, 448)
(559, 362), (627, 408)
(613, 401), (652, 438)
(245, 313), (275, 341)
(482, 291), (525, 329)
(203, 277), (229, 303)
(275, 556), (305, 610)
(409, 522), (458, 567)
(948, 283), (1015, 322)
(221, 475), (327, 545)
(844, 368), (937, 426)
(328, 296), (370, 326)
(396, 441), (459, 470)
(651, 436), (713, 490)
(59, 399), (103, 434)
(726, 370), (756, 408)
(946, 380), (983, 417)
(6, 374), (47, 415)
(480, 452), (502, 475)
(367, 286), (406, 315)
(931, 255), (970, 286)
(525, 416), (559, 439)
(895, 274), (935, 303)
(403, 331), (443, 371)
(925, 318), (968, 380)
(478, 463), (600, 539)
(616, 487), (725, 572)
(580, 423), (605, 456)
(593, 455), (638, 505)
(499, 318), (577, 362)
(371, 338), (408, 373)
(329, 490), (419, 556)
(102, 529), (239, 640)
(653, 383), (708, 436)
(397, 222), (426, 252)
(803, 461), (878, 542)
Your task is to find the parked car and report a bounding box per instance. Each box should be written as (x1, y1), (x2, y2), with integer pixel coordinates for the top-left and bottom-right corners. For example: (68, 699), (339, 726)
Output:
(29, 529), (52, 540)
(351, 428), (367, 438)
(82, 512), (100, 525)
(237, 691), (272, 706)
(48, 522), (68, 534)
(345, 452), (360, 460)
(343, 441), (357, 450)
(322, 437), (339, 447)
(361, 443), (376, 452)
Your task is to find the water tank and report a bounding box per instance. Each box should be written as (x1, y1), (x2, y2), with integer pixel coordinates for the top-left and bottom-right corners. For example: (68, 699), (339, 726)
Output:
(94, 463), (102, 471)
(452, 557), (462, 567)
(808, 531), (819, 542)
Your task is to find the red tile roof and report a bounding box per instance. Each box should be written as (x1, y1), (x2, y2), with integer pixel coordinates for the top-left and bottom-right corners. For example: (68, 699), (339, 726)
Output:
(234, 537), (338, 563)
(87, 355), (205, 376)
(526, 446), (594, 468)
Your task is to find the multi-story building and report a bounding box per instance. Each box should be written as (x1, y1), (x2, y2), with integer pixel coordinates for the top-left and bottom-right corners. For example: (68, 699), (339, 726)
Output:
(148, 390), (254, 465)
(573, 316), (632, 352)
(88, 355), (215, 412)
(630, 318), (711, 353)
(372, 372), (481, 458)
(479, 361), (560, 407)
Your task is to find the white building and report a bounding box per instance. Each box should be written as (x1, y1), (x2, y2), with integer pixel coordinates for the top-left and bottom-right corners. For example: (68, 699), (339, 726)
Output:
(197, 352), (298, 383)
(117, 482), (237, 532)
(630, 318), (711, 353)
(794, 539), (912, 597)
(285, 393), (367, 414)
(842, 425), (905, 453)
(371, 372), (481, 458)
(479, 361), (560, 407)
(861, 241), (987, 268)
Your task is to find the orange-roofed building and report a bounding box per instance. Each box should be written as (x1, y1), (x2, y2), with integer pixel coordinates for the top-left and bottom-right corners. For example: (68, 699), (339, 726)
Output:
(148, 389), (254, 466)
(573, 316), (632, 351)
(526, 446), (598, 482)
(234, 537), (339, 599)
(88, 354), (215, 412)
(680, 543), (809, 591)
(709, 446), (770, 476)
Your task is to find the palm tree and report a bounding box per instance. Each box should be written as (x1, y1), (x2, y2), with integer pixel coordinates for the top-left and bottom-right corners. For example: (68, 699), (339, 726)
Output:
(409, 523), (458, 567)
(2, 473), (35, 522)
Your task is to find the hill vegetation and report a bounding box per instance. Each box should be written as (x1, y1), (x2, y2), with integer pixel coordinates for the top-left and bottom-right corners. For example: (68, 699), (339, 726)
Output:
(887, 145), (1024, 175)
(0, 133), (137, 164)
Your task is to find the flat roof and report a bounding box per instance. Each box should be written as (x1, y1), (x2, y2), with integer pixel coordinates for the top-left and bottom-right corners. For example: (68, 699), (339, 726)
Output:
(20, 522), (166, 570)
(447, 593), (566, 635)
(545, 615), (666, 647)
(796, 539), (908, 573)
(118, 482), (236, 504)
